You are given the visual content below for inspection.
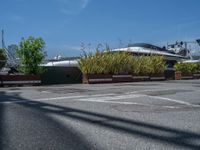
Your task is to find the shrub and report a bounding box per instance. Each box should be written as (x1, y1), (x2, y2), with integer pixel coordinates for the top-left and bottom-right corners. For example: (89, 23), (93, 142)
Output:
(194, 63), (200, 73)
(174, 62), (198, 74)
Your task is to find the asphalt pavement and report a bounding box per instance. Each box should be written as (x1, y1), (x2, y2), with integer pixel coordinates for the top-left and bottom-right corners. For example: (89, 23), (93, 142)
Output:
(0, 80), (200, 150)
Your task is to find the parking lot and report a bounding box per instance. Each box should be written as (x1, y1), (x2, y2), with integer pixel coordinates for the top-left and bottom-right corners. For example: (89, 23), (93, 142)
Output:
(0, 80), (200, 150)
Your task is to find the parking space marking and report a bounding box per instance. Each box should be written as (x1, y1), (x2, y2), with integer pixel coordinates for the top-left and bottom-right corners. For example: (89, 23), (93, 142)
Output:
(1, 89), (199, 108)
(76, 99), (146, 105)
(0, 93), (143, 105)
(75, 94), (199, 108)
(77, 94), (143, 102)
(148, 95), (200, 107)
(0, 93), (116, 104)
(72, 96), (178, 108)
(0, 95), (86, 104)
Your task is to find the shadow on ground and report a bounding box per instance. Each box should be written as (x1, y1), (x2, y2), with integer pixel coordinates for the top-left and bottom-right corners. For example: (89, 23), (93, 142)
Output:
(0, 103), (4, 149)
(0, 91), (200, 150)
(0, 91), (93, 150)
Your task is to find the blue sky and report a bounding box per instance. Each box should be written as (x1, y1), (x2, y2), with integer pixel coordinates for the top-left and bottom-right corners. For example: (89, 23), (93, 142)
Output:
(1, 0), (200, 58)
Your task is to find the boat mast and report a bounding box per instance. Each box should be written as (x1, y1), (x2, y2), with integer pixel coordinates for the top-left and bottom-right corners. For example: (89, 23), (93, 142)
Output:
(1, 29), (6, 49)
(1, 30), (18, 68)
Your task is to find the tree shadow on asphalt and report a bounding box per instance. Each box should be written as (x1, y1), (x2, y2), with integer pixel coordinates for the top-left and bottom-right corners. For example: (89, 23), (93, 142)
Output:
(0, 103), (4, 149)
(0, 91), (94, 150)
(1, 91), (200, 150)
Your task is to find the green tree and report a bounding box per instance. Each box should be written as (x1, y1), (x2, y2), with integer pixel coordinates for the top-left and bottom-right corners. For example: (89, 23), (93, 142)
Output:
(0, 48), (7, 69)
(17, 36), (46, 75)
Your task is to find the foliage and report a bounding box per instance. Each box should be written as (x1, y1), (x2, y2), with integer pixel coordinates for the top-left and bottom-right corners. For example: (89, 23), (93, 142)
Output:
(0, 48), (7, 69)
(149, 55), (166, 74)
(174, 62), (199, 74)
(131, 55), (166, 75)
(196, 63), (200, 73)
(132, 56), (152, 75)
(79, 46), (166, 75)
(17, 36), (46, 75)
(79, 50), (133, 74)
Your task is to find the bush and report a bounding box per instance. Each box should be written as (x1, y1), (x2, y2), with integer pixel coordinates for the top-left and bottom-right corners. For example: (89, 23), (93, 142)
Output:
(174, 62), (198, 74)
(195, 63), (200, 73)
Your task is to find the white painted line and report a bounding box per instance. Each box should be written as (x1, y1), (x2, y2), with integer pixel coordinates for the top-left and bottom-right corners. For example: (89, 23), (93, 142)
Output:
(126, 88), (185, 94)
(126, 88), (200, 107)
(77, 100), (142, 105)
(36, 93), (116, 101)
(126, 89), (164, 94)
(69, 98), (182, 108)
(73, 98), (158, 106)
(163, 106), (179, 109)
(0, 95), (84, 104)
(0, 100), (26, 104)
(87, 93), (116, 97)
(37, 95), (86, 101)
(40, 91), (51, 93)
(0, 98), (182, 108)
(148, 95), (200, 107)
(0, 93), (116, 104)
(77, 94), (143, 102)
(1, 89), (199, 109)
(0, 94), (142, 105)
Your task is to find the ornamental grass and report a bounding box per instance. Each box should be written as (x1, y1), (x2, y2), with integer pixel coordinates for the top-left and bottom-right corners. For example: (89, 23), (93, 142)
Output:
(79, 50), (166, 75)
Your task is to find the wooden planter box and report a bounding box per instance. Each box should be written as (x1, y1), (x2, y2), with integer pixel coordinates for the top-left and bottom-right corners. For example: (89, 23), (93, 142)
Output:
(181, 73), (194, 80)
(150, 74), (166, 81)
(0, 75), (41, 87)
(193, 73), (200, 79)
(83, 73), (166, 84)
(175, 72), (195, 80)
(181, 74), (194, 80)
(112, 74), (133, 83)
(132, 75), (150, 82)
(83, 74), (112, 84)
